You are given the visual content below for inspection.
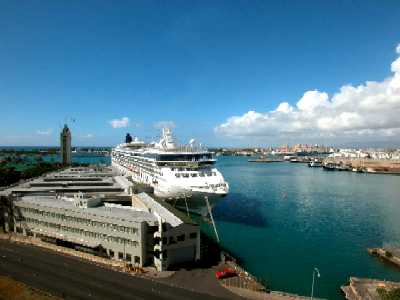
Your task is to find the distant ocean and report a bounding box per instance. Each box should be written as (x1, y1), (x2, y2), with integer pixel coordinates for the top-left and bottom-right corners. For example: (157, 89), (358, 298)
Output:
(42, 154), (111, 165)
(0, 146), (111, 150)
(0, 146), (59, 150)
(0, 147), (111, 165)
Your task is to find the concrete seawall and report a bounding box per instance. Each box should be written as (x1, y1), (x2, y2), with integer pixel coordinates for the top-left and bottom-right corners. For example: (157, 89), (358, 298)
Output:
(324, 158), (400, 174)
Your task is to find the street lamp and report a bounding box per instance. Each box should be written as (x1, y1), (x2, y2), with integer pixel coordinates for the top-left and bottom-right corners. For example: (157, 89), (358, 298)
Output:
(311, 267), (320, 300)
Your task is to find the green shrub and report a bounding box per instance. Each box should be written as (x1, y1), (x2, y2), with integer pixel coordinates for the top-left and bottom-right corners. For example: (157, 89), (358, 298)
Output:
(377, 287), (400, 300)
(385, 251), (393, 258)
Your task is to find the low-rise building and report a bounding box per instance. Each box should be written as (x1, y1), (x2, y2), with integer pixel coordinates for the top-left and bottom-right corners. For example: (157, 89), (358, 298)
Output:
(14, 193), (152, 266)
(2, 167), (201, 271)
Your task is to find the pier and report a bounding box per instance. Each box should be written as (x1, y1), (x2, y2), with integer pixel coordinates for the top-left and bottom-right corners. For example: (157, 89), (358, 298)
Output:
(342, 277), (400, 300)
(368, 247), (400, 269)
(322, 158), (400, 174)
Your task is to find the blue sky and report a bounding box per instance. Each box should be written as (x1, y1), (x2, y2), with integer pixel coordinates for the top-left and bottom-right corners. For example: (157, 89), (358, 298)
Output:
(1, 1), (400, 147)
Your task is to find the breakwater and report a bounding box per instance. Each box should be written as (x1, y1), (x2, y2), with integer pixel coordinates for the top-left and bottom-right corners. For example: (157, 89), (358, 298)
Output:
(323, 158), (400, 174)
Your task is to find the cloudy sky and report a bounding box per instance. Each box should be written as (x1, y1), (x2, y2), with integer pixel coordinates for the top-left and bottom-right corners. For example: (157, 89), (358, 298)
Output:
(216, 44), (400, 146)
(1, 1), (400, 147)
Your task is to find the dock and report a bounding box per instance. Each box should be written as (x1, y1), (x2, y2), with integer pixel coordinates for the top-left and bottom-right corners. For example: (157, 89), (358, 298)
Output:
(248, 159), (284, 163)
(216, 255), (325, 299)
(323, 158), (400, 174)
(341, 277), (400, 300)
(368, 247), (400, 269)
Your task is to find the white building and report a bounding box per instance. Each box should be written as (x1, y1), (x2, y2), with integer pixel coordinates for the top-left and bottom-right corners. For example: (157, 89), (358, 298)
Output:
(2, 167), (201, 271)
(12, 192), (200, 271)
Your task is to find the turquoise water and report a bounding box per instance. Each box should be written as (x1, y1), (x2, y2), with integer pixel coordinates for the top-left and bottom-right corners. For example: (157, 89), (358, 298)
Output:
(43, 154), (110, 165)
(211, 156), (400, 299)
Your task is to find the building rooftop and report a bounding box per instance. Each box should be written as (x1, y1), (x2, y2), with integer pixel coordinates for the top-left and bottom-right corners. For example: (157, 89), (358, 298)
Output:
(134, 193), (195, 226)
(17, 195), (158, 226)
(0, 167), (130, 197)
(135, 193), (183, 227)
(4, 166), (193, 228)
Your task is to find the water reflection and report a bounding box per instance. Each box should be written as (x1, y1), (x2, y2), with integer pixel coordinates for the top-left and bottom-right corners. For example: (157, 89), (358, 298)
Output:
(213, 193), (268, 227)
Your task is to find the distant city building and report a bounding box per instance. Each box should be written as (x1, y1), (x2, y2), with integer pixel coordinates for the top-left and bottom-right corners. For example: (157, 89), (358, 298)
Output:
(328, 148), (400, 160)
(60, 124), (72, 165)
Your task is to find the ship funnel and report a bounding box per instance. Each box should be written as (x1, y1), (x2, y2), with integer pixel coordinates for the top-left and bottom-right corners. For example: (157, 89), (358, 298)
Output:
(125, 133), (133, 143)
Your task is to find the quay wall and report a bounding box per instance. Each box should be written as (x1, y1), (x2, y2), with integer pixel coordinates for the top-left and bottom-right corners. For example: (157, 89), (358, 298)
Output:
(324, 158), (400, 172)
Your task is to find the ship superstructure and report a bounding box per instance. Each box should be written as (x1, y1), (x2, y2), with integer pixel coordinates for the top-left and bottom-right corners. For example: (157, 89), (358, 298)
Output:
(111, 128), (229, 209)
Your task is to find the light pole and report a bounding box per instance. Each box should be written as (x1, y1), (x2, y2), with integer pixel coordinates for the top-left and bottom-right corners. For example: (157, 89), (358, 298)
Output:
(184, 193), (190, 217)
(310, 267), (320, 300)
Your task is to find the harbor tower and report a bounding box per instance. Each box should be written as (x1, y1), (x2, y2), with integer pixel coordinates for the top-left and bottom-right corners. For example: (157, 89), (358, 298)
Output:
(60, 124), (72, 165)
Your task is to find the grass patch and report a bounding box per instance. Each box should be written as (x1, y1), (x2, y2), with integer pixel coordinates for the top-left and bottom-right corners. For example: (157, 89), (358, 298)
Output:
(0, 275), (62, 300)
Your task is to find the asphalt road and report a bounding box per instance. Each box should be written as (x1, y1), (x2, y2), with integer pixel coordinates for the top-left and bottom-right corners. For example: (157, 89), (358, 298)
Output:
(0, 240), (234, 300)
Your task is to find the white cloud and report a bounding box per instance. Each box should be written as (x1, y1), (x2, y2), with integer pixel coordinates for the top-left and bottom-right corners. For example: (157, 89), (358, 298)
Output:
(109, 117), (129, 128)
(215, 43), (400, 142)
(296, 90), (330, 112)
(36, 129), (53, 135)
(275, 102), (293, 113)
(80, 133), (94, 138)
(153, 120), (176, 129)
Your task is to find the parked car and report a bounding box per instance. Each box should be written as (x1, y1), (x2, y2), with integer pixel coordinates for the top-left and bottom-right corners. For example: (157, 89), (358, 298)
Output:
(215, 268), (237, 279)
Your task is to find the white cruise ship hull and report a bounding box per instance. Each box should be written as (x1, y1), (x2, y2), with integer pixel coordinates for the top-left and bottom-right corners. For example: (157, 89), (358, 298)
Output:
(111, 128), (229, 214)
(112, 161), (228, 213)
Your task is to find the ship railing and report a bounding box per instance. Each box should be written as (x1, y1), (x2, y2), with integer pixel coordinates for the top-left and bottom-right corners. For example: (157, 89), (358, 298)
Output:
(161, 145), (209, 153)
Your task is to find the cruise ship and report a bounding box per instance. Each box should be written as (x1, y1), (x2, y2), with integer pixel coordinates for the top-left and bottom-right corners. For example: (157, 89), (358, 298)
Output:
(111, 128), (229, 211)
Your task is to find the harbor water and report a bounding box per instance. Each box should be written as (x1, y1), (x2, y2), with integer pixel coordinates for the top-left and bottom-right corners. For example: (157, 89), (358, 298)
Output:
(43, 153), (110, 165)
(46, 153), (400, 299)
(212, 156), (400, 299)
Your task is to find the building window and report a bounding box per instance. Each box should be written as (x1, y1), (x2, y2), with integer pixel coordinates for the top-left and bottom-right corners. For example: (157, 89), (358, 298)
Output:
(126, 254), (132, 262)
(189, 232), (197, 239)
(177, 234), (185, 242)
(134, 256), (140, 264)
(109, 250), (114, 258)
(118, 252), (124, 260)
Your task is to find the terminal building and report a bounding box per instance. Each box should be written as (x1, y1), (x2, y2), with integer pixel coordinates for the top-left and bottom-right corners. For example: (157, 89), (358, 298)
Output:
(1, 167), (200, 271)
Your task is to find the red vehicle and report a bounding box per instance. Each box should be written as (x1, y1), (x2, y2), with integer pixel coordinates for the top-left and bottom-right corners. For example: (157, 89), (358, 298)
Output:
(215, 268), (237, 279)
